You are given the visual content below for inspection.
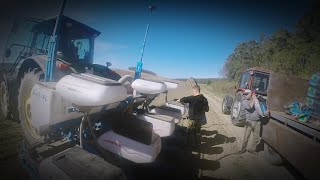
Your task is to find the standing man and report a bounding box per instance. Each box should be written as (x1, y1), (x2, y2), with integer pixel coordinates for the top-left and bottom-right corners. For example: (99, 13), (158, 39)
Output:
(239, 89), (268, 154)
(178, 85), (209, 147)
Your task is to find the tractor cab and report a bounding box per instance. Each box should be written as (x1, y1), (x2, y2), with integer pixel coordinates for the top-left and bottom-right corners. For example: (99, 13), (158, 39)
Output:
(32, 16), (100, 64)
(3, 16), (100, 72)
(3, 16), (121, 80)
(1, 15), (121, 126)
(238, 67), (271, 95)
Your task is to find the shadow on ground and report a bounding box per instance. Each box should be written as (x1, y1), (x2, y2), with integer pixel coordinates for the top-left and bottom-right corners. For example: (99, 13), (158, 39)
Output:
(0, 120), (29, 179)
(201, 134), (236, 148)
(121, 125), (236, 180)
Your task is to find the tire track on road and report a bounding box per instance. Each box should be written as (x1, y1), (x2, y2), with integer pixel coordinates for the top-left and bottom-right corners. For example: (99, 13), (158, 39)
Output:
(201, 85), (243, 145)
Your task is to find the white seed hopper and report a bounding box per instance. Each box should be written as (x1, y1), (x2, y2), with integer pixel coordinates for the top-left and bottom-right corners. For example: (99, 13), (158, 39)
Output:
(30, 73), (127, 135)
(165, 100), (188, 117)
(136, 113), (175, 137)
(149, 106), (182, 124)
(131, 79), (167, 95)
(55, 73), (127, 107)
(97, 130), (161, 163)
(162, 81), (178, 90)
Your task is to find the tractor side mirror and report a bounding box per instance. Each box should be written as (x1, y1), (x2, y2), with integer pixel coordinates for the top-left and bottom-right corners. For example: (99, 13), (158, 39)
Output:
(5, 49), (11, 58)
(106, 62), (112, 67)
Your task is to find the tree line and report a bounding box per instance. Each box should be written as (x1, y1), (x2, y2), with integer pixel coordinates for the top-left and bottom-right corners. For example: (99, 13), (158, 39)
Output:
(221, 3), (320, 81)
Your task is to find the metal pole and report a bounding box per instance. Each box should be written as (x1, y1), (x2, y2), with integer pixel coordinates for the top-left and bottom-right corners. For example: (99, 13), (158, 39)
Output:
(140, 6), (154, 63)
(134, 5), (155, 80)
(45, 0), (67, 82)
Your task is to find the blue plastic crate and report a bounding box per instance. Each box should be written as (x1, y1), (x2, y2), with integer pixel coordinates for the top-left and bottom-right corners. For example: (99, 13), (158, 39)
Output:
(306, 97), (320, 107)
(310, 72), (320, 85)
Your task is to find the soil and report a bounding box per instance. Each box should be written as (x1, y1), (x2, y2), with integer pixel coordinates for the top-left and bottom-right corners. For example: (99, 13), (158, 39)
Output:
(0, 120), (28, 179)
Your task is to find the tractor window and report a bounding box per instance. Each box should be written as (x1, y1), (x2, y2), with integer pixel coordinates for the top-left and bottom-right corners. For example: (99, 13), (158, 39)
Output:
(34, 33), (50, 54)
(239, 71), (250, 89)
(58, 37), (93, 64)
(253, 72), (269, 93)
(73, 39), (90, 60)
(3, 18), (37, 71)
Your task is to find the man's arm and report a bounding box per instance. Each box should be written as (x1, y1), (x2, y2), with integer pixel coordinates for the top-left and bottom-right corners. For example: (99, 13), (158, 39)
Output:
(178, 96), (191, 103)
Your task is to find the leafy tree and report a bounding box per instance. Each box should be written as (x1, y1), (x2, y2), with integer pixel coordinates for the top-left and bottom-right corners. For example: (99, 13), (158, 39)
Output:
(221, 3), (320, 80)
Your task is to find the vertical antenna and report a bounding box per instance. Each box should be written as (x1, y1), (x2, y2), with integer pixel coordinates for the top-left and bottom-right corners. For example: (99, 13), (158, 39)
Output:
(134, 5), (156, 80)
(45, 0), (67, 82)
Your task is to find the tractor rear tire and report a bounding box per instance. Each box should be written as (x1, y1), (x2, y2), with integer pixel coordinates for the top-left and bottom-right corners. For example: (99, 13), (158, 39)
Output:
(0, 81), (9, 120)
(230, 92), (245, 127)
(18, 69), (45, 146)
(222, 95), (233, 115)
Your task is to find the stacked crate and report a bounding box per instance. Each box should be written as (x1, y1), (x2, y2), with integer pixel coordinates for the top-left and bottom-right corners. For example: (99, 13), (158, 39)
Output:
(307, 72), (320, 120)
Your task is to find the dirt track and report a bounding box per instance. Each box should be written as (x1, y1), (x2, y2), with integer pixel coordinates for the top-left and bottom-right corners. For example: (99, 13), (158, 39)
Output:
(198, 85), (295, 180)
(0, 119), (27, 179)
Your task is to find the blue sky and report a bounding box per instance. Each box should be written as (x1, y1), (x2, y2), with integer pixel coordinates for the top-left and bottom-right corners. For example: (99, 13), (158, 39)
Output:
(1, 0), (315, 78)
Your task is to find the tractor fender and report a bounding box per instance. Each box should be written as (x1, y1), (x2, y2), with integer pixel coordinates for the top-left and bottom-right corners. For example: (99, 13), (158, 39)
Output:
(7, 55), (46, 121)
(15, 55), (47, 80)
(9, 55), (69, 121)
(15, 55), (68, 82)
(235, 88), (245, 95)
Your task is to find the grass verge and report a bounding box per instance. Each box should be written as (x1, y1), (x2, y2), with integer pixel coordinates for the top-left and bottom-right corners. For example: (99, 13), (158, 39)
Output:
(200, 79), (236, 99)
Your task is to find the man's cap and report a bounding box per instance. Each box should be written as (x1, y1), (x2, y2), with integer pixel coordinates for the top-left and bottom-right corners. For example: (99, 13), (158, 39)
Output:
(244, 89), (252, 95)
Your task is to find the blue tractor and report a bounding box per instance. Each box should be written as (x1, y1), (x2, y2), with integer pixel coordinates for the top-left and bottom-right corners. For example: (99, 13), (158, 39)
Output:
(0, 15), (128, 179)
(0, 16), (121, 123)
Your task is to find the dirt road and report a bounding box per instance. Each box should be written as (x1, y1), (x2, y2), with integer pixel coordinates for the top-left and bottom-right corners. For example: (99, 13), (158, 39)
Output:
(0, 119), (26, 179)
(198, 85), (295, 180)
